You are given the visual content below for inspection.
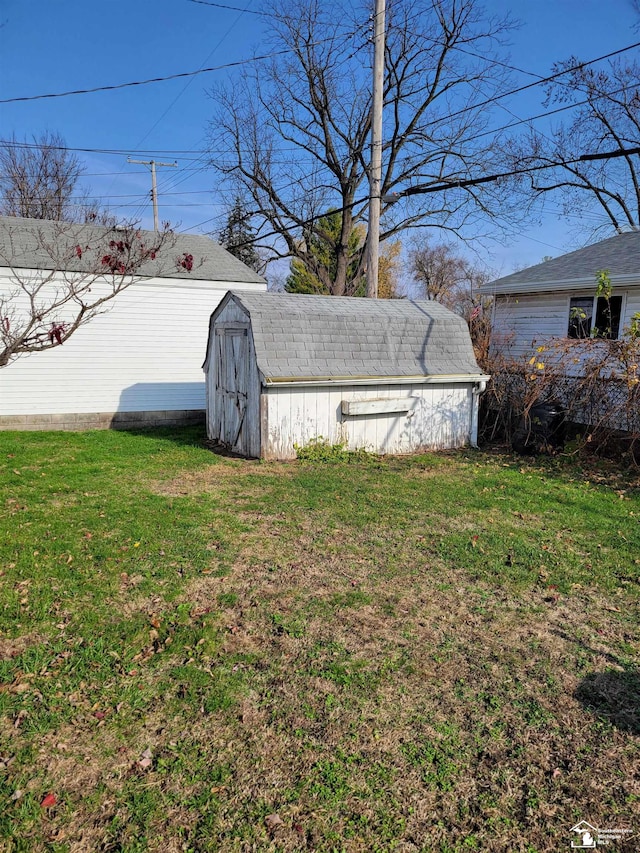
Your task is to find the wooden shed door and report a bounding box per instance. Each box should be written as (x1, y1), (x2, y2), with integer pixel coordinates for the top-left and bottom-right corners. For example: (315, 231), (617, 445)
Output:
(214, 326), (249, 453)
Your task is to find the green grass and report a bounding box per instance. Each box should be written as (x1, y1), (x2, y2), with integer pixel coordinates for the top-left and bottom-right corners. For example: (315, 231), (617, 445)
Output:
(0, 427), (638, 852)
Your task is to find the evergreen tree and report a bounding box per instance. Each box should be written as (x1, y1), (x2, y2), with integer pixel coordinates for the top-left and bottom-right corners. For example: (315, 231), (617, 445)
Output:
(218, 197), (263, 273)
(285, 211), (401, 297)
(285, 211), (364, 296)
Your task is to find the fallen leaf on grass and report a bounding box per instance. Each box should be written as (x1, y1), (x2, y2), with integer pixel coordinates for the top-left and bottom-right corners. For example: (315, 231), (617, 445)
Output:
(265, 814), (284, 832)
(41, 793), (57, 808)
(13, 710), (28, 728)
(137, 748), (153, 770)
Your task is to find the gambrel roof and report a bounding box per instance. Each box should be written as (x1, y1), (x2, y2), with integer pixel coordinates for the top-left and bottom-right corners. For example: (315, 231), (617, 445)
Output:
(483, 229), (640, 295)
(209, 291), (483, 382)
(0, 215), (265, 285)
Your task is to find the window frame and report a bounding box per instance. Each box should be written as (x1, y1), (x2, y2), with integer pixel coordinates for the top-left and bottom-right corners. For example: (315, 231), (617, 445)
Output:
(566, 292), (626, 341)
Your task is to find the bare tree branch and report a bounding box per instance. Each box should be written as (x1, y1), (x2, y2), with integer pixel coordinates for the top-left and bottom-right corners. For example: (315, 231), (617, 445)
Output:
(507, 57), (640, 238)
(207, 0), (518, 295)
(0, 218), (179, 367)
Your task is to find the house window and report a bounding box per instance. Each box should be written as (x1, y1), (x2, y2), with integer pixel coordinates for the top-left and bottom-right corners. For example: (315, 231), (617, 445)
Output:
(568, 295), (623, 340)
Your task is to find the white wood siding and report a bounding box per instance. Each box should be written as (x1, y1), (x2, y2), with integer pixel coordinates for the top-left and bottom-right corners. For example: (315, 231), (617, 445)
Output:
(0, 270), (265, 415)
(262, 382), (476, 460)
(491, 293), (568, 361)
(492, 286), (640, 370)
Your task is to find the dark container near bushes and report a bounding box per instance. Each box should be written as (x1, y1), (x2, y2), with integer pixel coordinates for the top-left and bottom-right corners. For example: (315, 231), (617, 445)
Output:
(512, 401), (567, 455)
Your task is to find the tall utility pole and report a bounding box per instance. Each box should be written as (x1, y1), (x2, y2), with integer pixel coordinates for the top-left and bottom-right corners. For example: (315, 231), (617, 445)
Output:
(127, 158), (177, 231)
(365, 0), (386, 298)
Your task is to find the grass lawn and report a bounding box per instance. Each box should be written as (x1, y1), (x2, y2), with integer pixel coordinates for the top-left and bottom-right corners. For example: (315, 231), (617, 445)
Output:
(0, 427), (638, 852)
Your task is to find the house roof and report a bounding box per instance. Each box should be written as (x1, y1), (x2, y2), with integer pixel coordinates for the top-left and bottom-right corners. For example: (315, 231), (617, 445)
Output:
(482, 229), (640, 295)
(210, 291), (483, 382)
(0, 215), (265, 285)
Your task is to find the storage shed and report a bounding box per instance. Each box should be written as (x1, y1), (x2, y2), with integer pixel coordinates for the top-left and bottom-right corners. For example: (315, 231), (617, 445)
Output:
(203, 292), (489, 459)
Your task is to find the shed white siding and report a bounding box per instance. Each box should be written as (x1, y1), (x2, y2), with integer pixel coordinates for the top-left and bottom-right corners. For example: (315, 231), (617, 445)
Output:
(261, 381), (475, 460)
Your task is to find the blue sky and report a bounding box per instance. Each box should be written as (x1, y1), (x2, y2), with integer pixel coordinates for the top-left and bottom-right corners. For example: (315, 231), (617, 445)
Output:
(1, 0), (639, 279)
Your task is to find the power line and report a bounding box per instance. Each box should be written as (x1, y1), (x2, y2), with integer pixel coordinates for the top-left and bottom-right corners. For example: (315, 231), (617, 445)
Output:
(412, 40), (640, 136)
(186, 0), (262, 13)
(3, 19), (637, 111)
(399, 146), (640, 197)
(0, 27), (360, 105)
(183, 145), (640, 243)
(5, 29), (638, 160)
(0, 51), (292, 103)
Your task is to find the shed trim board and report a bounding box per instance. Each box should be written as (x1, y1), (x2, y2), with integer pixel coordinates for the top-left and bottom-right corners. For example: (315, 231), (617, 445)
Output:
(342, 397), (415, 416)
(264, 373), (490, 387)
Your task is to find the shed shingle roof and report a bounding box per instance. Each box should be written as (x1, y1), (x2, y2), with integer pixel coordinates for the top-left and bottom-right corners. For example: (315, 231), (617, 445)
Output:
(483, 229), (640, 294)
(216, 292), (482, 381)
(0, 215), (265, 284)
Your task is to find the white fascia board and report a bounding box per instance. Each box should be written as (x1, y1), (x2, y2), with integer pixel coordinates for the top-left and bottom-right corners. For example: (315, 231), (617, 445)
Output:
(263, 373), (491, 388)
(133, 277), (267, 291)
(480, 274), (640, 296)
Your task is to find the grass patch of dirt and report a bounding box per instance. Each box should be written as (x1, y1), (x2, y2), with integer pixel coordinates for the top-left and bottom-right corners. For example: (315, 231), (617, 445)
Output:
(0, 430), (638, 852)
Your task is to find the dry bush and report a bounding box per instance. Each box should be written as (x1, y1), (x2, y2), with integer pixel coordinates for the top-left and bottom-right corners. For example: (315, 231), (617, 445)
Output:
(480, 334), (640, 458)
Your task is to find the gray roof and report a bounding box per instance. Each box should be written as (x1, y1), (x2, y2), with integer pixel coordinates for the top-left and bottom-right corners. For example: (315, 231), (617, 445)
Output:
(213, 292), (482, 382)
(0, 215), (265, 284)
(484, 229), (640, 294)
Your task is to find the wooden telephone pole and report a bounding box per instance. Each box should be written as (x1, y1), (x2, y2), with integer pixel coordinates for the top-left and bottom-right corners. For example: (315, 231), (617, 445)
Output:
(365, 0), (386, 298)
(127, 158), (177, 231)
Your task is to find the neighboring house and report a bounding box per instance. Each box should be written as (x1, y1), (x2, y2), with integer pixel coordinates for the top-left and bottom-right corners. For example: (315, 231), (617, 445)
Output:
(203, 292), (489, 459)
(480, 230), (640, 433)
(0, 216), (266, 430)
(480, 230), (640, 363)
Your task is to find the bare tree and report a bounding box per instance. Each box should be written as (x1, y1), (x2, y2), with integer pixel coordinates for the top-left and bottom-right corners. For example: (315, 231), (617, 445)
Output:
(207, 0), (517, 295)
(0, 132), (88, 221)
(411, 241), (468, 305)
(409, 237), (492, 360)
(508, 58), (640, 237)
(0, 218), (178, 367)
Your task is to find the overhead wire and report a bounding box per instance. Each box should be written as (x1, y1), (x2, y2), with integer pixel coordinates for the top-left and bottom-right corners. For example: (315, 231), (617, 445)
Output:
(186, 0), (263, 13)
(183, 145), (640, 242)
(0, 24), (361, 105)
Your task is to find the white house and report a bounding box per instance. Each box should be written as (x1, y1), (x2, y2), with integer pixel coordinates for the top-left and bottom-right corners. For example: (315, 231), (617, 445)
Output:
(203, 291), (489, 459)
(480, 230), (640, 363)
(0, 216), (266, 430)
(480, 230), (640, 433)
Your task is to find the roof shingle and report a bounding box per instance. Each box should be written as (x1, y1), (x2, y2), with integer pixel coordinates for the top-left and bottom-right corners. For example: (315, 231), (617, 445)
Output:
(215, 292), (481, 381)
(0, 215), (265, 284)
(484, 229), (640, 293)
